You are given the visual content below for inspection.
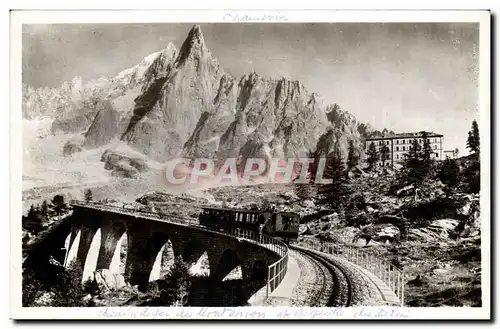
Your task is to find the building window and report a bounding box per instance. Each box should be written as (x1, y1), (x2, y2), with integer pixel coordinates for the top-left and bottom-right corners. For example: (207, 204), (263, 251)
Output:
(396, 154), (399, 159)
(396, 146), (399, 151)
(387, 141), (390, 145)
(402, 146), (405, 151)
(435, 153), (439, 157)
(433, 145), (437, 149)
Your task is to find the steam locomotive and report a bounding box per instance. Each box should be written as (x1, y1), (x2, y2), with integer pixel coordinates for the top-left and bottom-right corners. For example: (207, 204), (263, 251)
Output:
(198, 206), (300, 243)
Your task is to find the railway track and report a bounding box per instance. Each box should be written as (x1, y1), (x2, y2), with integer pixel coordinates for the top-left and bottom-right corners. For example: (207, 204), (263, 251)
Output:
(293, 248), (332, 307)
(291, 245), (353, 307)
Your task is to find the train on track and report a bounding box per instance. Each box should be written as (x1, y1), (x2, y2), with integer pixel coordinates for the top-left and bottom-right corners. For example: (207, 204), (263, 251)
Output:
(70, 200), (301, 243)
(198, 206), (300, 243)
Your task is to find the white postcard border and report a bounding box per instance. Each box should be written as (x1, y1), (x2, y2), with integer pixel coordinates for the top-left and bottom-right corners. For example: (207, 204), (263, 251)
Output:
(9, 9), (491, 320)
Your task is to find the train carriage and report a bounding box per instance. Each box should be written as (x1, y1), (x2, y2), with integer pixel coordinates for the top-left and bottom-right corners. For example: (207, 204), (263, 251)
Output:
(199, 206), (264, 232)
(199, 206), (300, 243)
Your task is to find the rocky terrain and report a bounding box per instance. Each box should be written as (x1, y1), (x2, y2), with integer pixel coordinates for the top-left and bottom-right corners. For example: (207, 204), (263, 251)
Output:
(134, 161), (481, 308)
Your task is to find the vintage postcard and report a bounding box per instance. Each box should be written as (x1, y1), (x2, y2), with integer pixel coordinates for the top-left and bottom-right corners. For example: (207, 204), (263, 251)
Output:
(10, 10), (491, 320)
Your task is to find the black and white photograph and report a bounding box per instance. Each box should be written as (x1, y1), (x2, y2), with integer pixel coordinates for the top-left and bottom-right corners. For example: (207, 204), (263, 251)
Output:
(10, 10), (491, 320)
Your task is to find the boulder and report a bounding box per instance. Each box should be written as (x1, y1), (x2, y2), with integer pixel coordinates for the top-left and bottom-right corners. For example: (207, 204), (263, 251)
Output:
(407, 274), (427, 286)
(429, 219), (459, 232)
(375, 224), (400, 241)
(302, 199), (315, 209)
(94, 269), (127, 292)
(432, 268), (448, 275)
(62, 137), (84, 156)
(83, 294), (92, 303)
(457, 194), (480, 219)
(353, 238), (369, 246)
(299, 224), (311, 235)
(101, 149), (149, 178)
(408, 219), (459, 243)
(396, 185), (414, 197)
(111, 161), (140, 179)
(320, 212), (338, 222)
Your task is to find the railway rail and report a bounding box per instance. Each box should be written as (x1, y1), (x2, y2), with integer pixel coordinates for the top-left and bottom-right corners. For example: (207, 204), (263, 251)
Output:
(290, 245), (353, 307)
(292, 247), (332, 307)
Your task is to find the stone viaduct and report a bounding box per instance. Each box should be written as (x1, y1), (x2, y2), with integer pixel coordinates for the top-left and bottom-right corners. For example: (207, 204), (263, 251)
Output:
(23, 202), (281, 298)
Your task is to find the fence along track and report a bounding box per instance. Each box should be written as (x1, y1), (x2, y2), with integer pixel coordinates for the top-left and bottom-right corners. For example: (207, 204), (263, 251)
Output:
(297, 237), (405, 307)
(69, 200), (289, 299)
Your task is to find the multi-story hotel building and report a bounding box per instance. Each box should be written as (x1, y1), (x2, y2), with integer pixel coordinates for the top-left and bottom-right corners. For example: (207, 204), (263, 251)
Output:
(364, 131), (444, 167)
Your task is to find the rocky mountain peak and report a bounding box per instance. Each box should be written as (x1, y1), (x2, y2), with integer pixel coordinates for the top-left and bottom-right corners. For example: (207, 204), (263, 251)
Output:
(162, 42), (178, 58)
(176, 25), (210, 65)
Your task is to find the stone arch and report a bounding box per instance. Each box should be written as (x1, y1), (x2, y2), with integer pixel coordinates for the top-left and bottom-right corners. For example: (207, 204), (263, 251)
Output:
(82, 228), (102, 283)
(149, 240), (175, 282)
(221, 262), (242, 281)
(109, 231), (128, 275)
(215, 249), (241, 282)
(127, 230), (170, 288)
(182, 239), (207, 266)
(63, 229), (81, 268)
(189, 251), (212, 277)
(96, 221), (127, 271)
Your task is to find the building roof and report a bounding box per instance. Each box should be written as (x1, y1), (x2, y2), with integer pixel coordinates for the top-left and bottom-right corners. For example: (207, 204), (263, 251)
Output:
(366, 131), (443, 141)
(201, 206), (265, 214)
(201, 206), (299, 216)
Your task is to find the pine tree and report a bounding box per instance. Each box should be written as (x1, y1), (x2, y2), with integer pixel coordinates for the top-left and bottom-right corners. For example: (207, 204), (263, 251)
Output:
(22, 267), (44, 306)
(84, 189), (93, 203)
(438, 157), (461, 196)
(26, 204), (38, 220)
(347, 140), (358, 170)
(50, 195), (67, 219)
(59, 261), (85, 306)
(407, 138), (421, 163)
(380, 143), (390, 164)
(466, 120), (480, 155)
(403, 138), (425, 187)
(39, 201), (50, 222)
(333, 143), (346, 174)
(366, 141), (379, 170)
(295, 182), (311, 205)
(420, 131), (433, 167)
(463, 120), (481, 193)
(317, 144), (347, 210)
(23, 204), (44, 233)
(159, 257), (191, 306)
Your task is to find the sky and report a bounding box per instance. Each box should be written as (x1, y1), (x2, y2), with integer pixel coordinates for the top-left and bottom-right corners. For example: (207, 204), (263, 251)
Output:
(22, 23), (480, 155)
